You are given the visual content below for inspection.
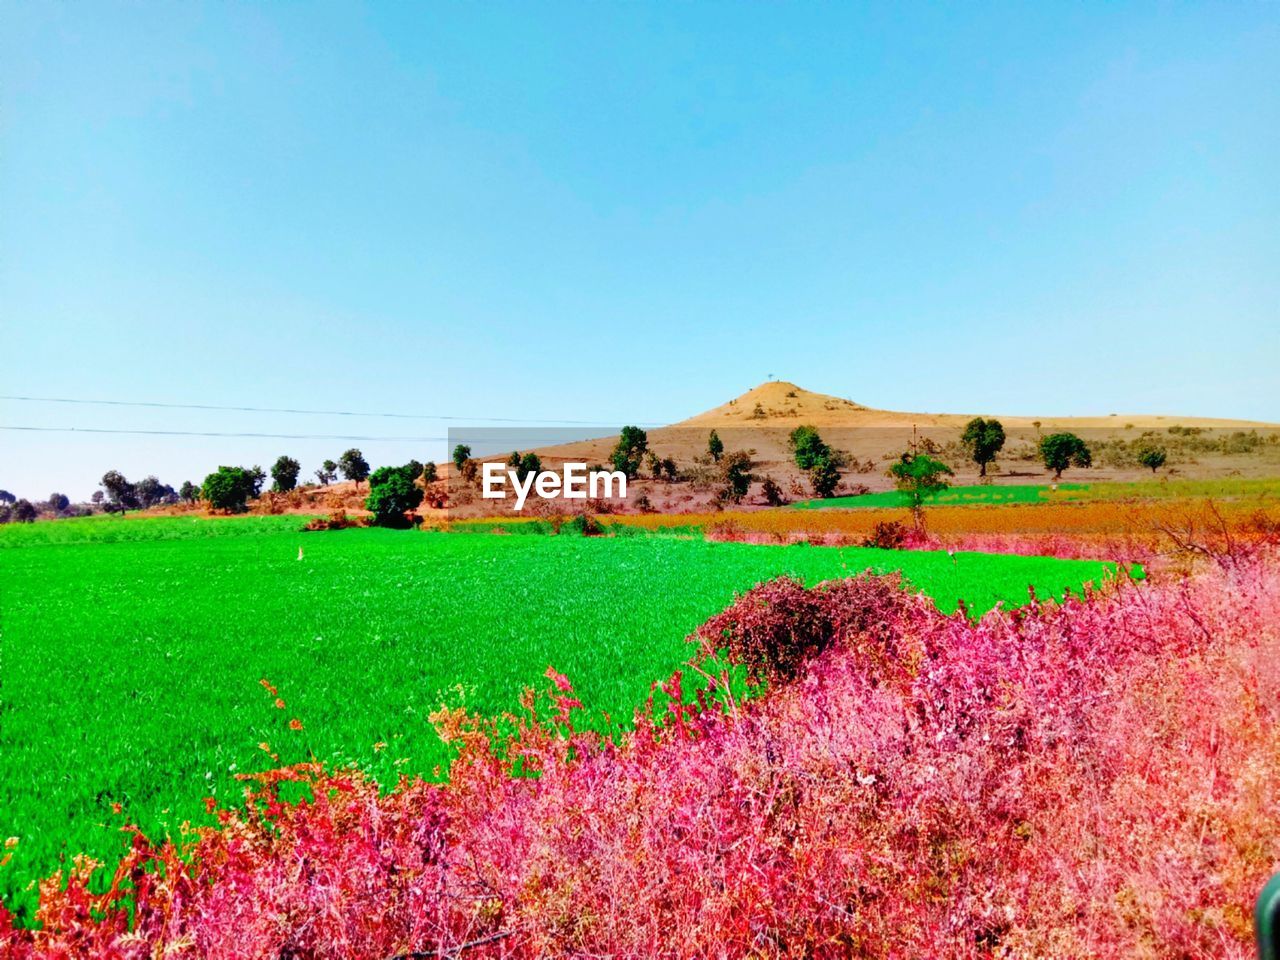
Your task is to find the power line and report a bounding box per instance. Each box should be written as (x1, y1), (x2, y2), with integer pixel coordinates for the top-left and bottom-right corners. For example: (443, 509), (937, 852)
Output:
(1, 425), (595, 443)
(0, 394), (652, 426)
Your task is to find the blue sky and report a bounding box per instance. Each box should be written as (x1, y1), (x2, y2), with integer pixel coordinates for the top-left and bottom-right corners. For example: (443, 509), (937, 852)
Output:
(2, 2), (1277, 498)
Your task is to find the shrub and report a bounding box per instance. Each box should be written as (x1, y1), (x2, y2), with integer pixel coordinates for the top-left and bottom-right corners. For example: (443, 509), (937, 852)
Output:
(46, 493), (70, 515)
(202, 466), (257, 514)
(562, 513), (604, 536)
(12, 499), (37, 523)
(421, 461), (438, 484)
(862, 519), (908, 549)
(761, 475), (787, 506)
(451, 445), (471, 473)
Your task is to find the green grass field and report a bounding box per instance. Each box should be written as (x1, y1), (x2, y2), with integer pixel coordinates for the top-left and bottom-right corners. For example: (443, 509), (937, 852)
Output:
(792, 482), (1090, 509)
(0, 516), (1122, 918)
(791, 476), (1280, 510)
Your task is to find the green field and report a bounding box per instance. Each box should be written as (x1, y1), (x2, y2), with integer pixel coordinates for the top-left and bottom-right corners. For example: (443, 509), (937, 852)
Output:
(792, 476), (1280, 510)
(0, 516), (1121, 918)
(792, 482), (1090, 509)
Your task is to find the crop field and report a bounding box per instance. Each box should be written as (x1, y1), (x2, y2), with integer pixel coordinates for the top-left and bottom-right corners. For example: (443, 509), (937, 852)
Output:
(791, 476), (1280, 510)
(792, 482), (1090, 509)
(0, 516), (1120, 917)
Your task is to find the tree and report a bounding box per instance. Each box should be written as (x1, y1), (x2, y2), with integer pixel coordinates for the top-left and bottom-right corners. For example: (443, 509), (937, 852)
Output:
(708, 430), (724, 463)
(91, 490), (104, 506)
(789, 425), (830, 470)
(338, 449), (370, 490)
(761, 475), (787, 506)
(1039, 433), (1092, 480)
(888, 453), (954, 530)
(404, 460), (424, 481)
(610, 426), (649, 478)
(202, 466), (257, 514)
(365, 464), (424, 528)
(517, 452), (541, 482)
(13, 499), (37, 523)
(960, 417), (1006, 477)
(661, 457), (678, 481)
(248, 466), (267, 498)
(136, 475), (172, 508)
(720, 451), (753, 503)
(809, 457), (841, 499)
(47, 492), (70, 514)
(179, 481), (199, 503)
(452, 445), (472, 473)
(271, 456), (302, 493)
(0, 490), (14, 504)
(101, 470), (139, 514)
(1136, 443), (1167, 474)
(421, 462), (438, 484)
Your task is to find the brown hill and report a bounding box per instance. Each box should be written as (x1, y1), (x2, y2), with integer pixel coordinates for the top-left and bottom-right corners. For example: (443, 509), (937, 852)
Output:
(677, 381), (1276, 431)
(494, 381), (1280, 512)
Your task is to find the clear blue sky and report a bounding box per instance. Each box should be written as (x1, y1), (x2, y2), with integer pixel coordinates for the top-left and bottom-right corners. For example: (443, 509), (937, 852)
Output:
(2, 2), (1277, 498)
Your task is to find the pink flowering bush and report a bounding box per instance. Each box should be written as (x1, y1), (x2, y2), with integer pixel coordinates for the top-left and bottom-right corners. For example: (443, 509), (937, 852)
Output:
(4, 555), (1280, 958)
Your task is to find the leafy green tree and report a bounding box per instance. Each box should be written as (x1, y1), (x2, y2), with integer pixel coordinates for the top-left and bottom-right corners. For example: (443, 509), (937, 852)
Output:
(178, 481), (199, 503)
(365, 464), (425, 528)
(315, 460), (337, 486)
(0, 491), (14, 504)
(270, 456), (301, 493)
(270, 457), (300, 492)
(100, 470), (139, 514)
(202, 466), (257, 514)
(248, 466), (266, 498)
(720, 451), (753, 503)
(960, 417), (1006, 477)
(1136, 443), (1167, 474)
(507, 451), (522, 469)
(661, 457), (678, 481)
(1039, 433), (1092, 480)
(708, 430), (724, 463)
(13, 499), (37, 523)
(789, 425), (830, 470)
(517, 452), (541, 482)
(452, 445), (471, 473)
(135, 476), (174, 508)
(47, 492), (70, 514)
(888, 453), (954, 529)
(338, 449), (370, 489)
(404, 460), (424, 481)
(809, 457), (841, 498)
(421, 461), (438, 484)
(610, 426), (649, 478)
